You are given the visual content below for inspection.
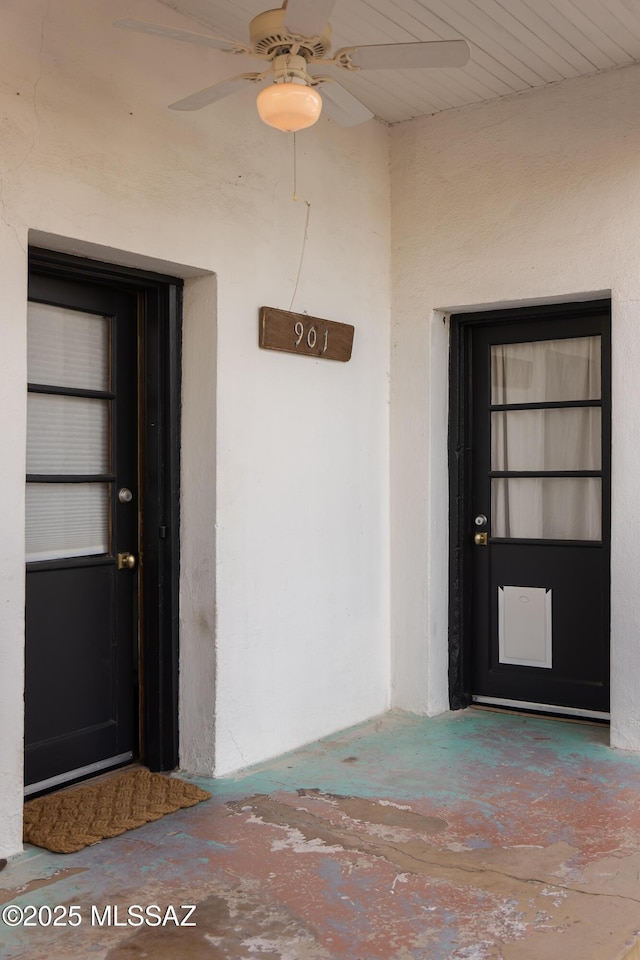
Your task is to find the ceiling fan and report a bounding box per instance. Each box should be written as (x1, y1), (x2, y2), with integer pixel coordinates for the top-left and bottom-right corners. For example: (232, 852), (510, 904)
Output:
(115, 0), (470, 131)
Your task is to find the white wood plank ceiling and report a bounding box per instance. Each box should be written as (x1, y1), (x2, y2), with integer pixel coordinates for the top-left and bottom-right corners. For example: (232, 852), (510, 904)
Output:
(156, 0), (640, 123)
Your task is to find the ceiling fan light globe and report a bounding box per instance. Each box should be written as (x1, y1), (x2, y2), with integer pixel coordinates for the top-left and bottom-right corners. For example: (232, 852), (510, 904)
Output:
(256, 82), (322, 132)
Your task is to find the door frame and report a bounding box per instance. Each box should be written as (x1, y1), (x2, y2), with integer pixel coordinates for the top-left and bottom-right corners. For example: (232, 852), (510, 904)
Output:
(28, 247), (182, 772)
(448, 299), (611, 712)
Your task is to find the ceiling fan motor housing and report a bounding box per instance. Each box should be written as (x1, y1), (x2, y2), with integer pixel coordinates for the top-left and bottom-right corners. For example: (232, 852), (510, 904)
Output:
(249, 7), (332, 60)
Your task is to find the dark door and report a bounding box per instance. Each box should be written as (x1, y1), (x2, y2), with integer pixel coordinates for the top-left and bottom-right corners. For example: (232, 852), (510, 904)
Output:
(25, 273), (140, 791)
(451, 301), (610, 717)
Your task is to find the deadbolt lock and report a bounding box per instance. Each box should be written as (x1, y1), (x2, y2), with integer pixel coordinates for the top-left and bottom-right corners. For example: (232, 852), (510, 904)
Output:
(474, 532), (488, 546)
(117, 552), (137, 570)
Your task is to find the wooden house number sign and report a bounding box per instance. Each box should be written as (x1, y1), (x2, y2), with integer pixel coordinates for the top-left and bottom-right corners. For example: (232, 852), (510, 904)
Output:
(259, 306), (354, 362)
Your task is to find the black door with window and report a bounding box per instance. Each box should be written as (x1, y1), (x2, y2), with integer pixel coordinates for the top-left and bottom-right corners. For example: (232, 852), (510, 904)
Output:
(450, 301), (611, 716)
(25, 273), (140, 789)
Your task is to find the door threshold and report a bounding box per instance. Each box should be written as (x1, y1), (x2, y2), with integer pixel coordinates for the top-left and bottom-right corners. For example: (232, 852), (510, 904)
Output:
(24, 752), (134, 799)
(472, 695), (610, 723)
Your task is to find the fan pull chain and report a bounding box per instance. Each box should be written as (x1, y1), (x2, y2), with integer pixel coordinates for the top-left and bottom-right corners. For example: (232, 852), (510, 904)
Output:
(289, 199), (312, 311)
(288, 131), (311, 310)
(293, 132), (298, 201)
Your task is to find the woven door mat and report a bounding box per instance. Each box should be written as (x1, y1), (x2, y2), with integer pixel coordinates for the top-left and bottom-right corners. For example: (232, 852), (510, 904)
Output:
(24, 769), (211, 854)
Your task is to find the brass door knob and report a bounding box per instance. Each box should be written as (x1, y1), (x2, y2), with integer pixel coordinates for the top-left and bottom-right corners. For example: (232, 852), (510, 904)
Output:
(117, 552), (137, 570)
(474, 532), (488, 546)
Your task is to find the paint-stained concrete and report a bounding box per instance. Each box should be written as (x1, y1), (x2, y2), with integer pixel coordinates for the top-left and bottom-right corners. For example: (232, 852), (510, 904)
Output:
(2, 709), (640, 958)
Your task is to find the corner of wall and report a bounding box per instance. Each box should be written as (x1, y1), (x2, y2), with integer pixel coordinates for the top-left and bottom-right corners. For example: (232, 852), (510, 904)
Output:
(179, 274), (218, 776)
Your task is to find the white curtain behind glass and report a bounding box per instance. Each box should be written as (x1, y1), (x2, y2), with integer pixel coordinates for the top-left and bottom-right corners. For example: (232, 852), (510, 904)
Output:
(491, 337), (601, 540)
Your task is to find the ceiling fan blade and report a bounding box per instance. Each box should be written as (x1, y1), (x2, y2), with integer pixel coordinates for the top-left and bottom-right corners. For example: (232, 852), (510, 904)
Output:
(317, 82), (375, 127)
(114, 19), (249, 54)
(336, 39), (470, 70)
(169, 74), (267, 111)
(283, 0), (338, 37)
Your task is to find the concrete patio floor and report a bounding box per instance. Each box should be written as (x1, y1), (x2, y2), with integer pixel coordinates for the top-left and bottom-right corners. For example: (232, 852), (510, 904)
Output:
(2, 708), (640, 959)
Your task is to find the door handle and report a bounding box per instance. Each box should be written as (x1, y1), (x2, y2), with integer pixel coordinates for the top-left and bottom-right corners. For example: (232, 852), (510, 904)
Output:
(474, 532), (488, 546)
(117, 552), (137, 570)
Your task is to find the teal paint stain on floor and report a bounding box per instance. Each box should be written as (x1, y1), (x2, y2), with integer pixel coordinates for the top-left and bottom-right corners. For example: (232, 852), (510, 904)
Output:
(185, 708), (626, 807)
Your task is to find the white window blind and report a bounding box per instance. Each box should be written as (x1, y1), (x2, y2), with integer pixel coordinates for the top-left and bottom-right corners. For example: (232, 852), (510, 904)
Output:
(26, 302), (111, 562)
(27, 302), (110, 391)
(27, 394), (110, 475)
(26, 484), (110, 562)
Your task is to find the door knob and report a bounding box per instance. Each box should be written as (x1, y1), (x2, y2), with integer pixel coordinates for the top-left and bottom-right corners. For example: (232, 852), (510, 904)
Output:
(117, 552), (137, 570)
(474, 532), (488, 546)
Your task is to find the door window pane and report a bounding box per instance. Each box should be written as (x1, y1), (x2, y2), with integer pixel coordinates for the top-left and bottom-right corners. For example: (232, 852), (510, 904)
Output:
(27, 394), (110, 475)
(491, 477), (601, 540)
(491, 408), (601, 472)
(27, 302), (110, 391)
(491, 336), (601, 404)
(26, 483), (110, 561)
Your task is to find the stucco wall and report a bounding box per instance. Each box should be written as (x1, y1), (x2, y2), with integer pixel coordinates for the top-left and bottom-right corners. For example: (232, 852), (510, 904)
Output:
(390, 61), (640, 747)
(0, 0), (391, 857)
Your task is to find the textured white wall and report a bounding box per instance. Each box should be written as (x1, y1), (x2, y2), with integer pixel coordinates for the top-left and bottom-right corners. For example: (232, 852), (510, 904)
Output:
(390, 61), (640, 747)
(0, 0), (391, 857)
(0, 227), (28, 862)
